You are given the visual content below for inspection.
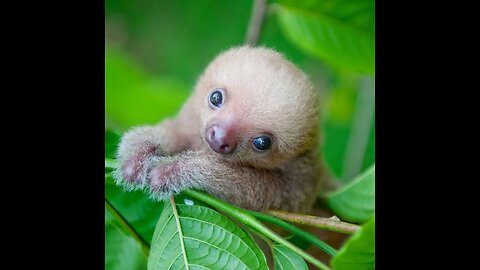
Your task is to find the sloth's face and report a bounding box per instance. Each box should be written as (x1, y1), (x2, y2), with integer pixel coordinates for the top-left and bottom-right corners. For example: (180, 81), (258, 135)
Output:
(202, 86), (278, 168)
(194, 46), (319, 168)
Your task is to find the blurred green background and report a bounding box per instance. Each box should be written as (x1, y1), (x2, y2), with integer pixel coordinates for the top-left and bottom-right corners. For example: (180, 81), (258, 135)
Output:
(105, 0), (374, 268)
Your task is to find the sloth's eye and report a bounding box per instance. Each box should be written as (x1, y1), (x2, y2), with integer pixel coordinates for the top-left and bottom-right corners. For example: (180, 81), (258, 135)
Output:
(252, 136), (272, 151)
(209, 89), (224, 108)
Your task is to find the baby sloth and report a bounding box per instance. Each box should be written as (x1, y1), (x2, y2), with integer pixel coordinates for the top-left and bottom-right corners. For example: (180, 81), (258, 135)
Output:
(115, 46), (324, 213)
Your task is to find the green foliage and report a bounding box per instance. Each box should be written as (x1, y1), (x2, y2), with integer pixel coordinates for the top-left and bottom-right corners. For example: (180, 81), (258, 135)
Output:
(274, 4), (375, 75)
(274, 244), (309, 270)
(332, 217), (375, 270)
(183, 190), (333, 270)
(148, 195), (268, 270)
(277, 0), (375, 35)
(106, 173), (164, 245)
(105, 155), (373, 270)
(105, 220), (148, 270)
(327, 165), (375, 223)
(105, 0), (375, 269)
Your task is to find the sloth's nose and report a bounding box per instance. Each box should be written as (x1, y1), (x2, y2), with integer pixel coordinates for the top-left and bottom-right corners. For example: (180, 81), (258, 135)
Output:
(206, 125), (237, 154)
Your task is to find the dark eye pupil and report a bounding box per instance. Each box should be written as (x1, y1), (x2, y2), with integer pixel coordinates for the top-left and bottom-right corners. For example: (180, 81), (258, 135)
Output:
(210, 91), (223, 107)
(253, 136), (271, 151)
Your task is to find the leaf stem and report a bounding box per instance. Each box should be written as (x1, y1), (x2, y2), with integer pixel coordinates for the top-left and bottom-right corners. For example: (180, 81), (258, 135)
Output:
(248, 210), (337, 256)
(183, 190), (331, 270)
(105, 198), (150, 256)
(265, 210), (360, 234)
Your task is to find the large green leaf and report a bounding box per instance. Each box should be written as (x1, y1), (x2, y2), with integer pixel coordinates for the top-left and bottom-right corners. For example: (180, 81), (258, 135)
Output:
(148, 195), (268, 270)
(331, 217), (375, 270)
(274, 244), (308, 270)
(319, 0), (375, 35)
(327, 165), (375, 223)
(274, 4), (375, 75)
(276, 0), (375, 35)
(105, 220), (148, 270)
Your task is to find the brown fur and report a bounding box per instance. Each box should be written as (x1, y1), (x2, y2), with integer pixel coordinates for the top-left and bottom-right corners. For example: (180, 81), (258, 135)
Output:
(115, 45), (326, 213)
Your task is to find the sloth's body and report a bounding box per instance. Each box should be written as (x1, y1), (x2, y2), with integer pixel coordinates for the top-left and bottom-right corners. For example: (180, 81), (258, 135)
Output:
(115, 46), (326, 213)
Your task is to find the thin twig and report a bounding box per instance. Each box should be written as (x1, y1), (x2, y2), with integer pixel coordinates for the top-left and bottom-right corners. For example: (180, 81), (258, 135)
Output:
(245, 0), (267, 45)
(248, 210), (337, 256)
(266, 210), (360, 234)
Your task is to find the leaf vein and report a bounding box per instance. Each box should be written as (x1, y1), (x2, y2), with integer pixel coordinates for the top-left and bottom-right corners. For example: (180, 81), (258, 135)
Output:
(274, 247), (296, 269)
(180, 216), (259, 265)
(183, 236), (251, 270)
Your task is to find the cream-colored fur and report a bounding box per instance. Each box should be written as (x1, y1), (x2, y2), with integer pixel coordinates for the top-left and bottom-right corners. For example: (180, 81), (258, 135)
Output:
(115, 45), (326, 213)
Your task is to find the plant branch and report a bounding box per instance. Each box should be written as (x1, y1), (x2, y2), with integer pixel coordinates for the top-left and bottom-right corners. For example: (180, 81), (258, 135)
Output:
(248, 210), (337, 256)
(105, 198), (150, 256)
(266, 210), (360, 234)
(245, 0), (267, 45)
(183, 189), (331, 270)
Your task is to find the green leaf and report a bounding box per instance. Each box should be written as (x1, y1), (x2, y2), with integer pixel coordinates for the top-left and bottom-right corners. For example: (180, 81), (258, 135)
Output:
(286, 234), (311, 251)
(105, 220), (148, 270)
(106, 173), (164, 245)
(322, 0), (375, 35)
(332, 217), (375, 270)
(273, 244), (309, 270)
(276, 0), (375, 34)
(288, 0), (375, 35)
(274, 4), (375, 75)
(148, 195), (268, 270)
(327, 165), (375, 223)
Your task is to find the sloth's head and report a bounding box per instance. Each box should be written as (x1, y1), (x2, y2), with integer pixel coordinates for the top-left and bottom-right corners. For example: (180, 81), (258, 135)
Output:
(193, 46), (319, 169)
